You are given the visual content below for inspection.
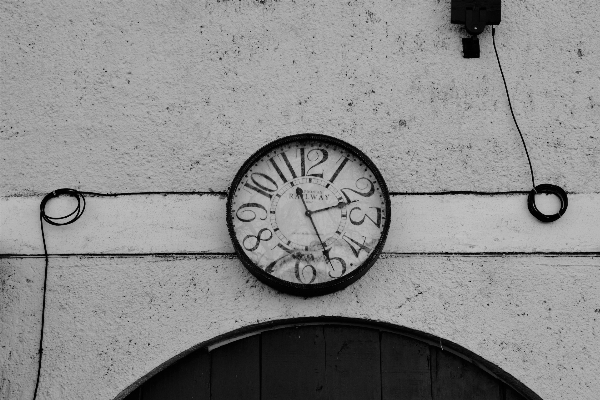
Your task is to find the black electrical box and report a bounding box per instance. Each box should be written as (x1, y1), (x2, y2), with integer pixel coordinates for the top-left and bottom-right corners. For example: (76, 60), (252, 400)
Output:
(451, 0), (501, 35)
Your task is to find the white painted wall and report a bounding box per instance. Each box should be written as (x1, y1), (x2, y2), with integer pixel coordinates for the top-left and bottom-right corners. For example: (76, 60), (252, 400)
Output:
(1, 1), (599, 399)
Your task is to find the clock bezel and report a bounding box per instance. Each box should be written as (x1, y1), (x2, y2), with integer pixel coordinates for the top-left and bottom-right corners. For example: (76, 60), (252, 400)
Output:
(226, 133), (391, 296)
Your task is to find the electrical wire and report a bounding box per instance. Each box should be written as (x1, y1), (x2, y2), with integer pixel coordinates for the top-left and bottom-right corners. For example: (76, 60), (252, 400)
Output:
(492, 26), (568, 222)
(34, 189), (214, 399)
(34, 188), (225, 399)
(34, 189), (87, 400)
(32, 223), (46, 400)
(492, 26), (536, 190)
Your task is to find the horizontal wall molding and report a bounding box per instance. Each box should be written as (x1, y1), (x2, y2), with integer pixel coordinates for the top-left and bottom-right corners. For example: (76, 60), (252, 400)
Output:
(4, 253), (600, 260)
(1, 193), (599, 256)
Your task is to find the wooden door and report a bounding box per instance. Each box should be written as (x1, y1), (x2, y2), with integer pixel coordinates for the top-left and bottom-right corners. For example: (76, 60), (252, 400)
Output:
(122, 325), (533, 400)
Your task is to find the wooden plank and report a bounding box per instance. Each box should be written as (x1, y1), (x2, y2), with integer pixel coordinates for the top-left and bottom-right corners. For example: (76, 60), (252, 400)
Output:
(211, 334), (260, 400)
(431, 348), (500, 400)
(381, 332), (432, 400)
(261, 326), (326, 400)
(324, 326), (381, 400)
(142, 349), (210, 400)
(3, 193), (599, 255)
(505, 385), (528, 400)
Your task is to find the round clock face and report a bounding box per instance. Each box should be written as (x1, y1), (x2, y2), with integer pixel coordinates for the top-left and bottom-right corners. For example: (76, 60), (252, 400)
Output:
(227, 134), (391, 296)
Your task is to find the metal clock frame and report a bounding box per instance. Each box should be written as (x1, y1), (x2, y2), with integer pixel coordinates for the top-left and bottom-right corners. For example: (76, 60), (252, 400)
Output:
(226, 133), (391, 297)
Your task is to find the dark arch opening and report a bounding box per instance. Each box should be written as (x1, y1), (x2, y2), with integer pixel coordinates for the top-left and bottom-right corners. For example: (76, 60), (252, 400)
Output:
(116, 317), (542, 400)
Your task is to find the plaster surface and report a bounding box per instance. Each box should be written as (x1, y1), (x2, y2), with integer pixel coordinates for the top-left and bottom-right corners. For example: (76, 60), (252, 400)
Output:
(2, 1), (599, 399)
(2, 193), (600, 255)
(1, 0), (599, 195)
(2, 256), (599, 400)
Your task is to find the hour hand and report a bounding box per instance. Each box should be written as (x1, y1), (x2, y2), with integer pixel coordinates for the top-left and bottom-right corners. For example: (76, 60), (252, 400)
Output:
(307, 200), (357, 216)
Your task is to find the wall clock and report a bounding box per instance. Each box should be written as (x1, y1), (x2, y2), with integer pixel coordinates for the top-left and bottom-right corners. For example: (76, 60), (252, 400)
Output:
(227, 134), (391, 296)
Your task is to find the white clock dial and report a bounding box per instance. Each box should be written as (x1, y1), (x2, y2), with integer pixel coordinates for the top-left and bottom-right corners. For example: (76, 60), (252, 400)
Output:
(227, 134), (390, 296)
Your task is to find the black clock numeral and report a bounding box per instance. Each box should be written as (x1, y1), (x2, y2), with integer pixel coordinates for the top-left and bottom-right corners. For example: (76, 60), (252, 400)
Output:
(329, 156), (349, 183)
(280, 152), (297, 179)
(299, 148), (306, 176)
(270, 242), (294, 254)
(269, 157), (288, 183)
(265, 244), (295, 274)
(349, 206), (382, 228)
(342, 234), (372, 258)
(340, 177), (375, 203)
(306, 149), (328, 178)
(244, 172), (278, 199)
(243, 228), (273, 252)
(295, 259), (317, 284)
(328, 256), (347, 278)
(269, 151), (300, 183)
(235, 203), (268, 222)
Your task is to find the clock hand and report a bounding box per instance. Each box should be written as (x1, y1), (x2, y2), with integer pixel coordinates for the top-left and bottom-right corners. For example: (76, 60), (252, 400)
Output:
(295, 187), (335, 270)
(306, 200), (358, 217)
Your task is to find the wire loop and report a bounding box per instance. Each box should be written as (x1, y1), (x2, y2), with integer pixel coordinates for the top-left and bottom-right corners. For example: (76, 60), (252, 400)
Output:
(34, 188), (86, 400)
(40, 188), (86, 226)
(527, 184), (568, 223)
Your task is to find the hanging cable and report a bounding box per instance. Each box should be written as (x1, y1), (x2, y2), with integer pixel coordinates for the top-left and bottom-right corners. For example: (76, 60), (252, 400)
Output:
(34, 188), (216, 399)
(492, 26), (568, 222)
(492, 26), (536, 190)
(34, 189), (87, 400)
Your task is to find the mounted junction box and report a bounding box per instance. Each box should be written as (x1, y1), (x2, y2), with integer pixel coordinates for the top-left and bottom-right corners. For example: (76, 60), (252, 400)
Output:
(451, 0), (501, 36)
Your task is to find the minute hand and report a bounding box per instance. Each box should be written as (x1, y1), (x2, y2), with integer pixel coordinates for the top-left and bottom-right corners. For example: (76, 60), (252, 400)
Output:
(296, 187), (335, 268)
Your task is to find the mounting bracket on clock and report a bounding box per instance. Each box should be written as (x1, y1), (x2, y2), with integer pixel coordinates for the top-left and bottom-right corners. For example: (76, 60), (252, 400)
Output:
(451, 0), (501, 58)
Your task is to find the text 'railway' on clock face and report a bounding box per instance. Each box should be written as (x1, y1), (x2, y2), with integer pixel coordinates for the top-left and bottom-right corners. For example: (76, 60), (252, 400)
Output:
(230, 139), (388, 287)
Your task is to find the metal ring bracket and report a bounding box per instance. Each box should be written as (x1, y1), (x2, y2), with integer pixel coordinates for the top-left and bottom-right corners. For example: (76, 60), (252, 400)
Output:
(527, 184), (568, 223)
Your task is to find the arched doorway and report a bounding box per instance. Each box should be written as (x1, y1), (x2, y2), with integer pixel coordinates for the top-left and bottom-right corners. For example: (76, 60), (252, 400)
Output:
(119, 320), (540, 400)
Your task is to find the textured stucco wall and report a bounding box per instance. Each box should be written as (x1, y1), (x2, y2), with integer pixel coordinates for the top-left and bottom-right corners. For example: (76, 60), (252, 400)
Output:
(1, 0), (599, 195)
(2, 256), (600, 400)
(2, 1), (600, 400)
